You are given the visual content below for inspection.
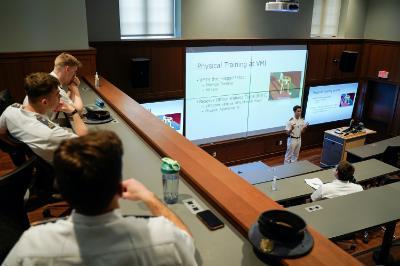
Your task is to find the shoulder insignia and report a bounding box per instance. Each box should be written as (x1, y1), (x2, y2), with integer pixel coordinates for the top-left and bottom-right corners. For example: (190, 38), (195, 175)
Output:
(36, 115), (56, 129)
(32, 216), (68, 226)
(11, 103), (21, 108)
(289, 118), (293, 121)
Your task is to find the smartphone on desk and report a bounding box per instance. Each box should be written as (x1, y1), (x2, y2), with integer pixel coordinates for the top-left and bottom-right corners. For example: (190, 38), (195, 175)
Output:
(196, 210), (224, 230)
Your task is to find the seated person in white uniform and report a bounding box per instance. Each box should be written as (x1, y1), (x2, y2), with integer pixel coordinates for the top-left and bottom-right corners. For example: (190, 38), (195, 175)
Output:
(23, 52), (84, 120)
(311, 161), (363, 201)
(0, 72), (88, 163)
(3, 131), (197, 266)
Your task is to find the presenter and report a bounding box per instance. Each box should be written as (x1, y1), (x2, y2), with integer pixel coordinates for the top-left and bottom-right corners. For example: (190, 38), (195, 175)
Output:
(284, 105), (308, 164)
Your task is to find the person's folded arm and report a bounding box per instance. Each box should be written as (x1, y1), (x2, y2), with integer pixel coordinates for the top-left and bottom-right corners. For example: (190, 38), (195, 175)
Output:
(122, 178), (192, 236)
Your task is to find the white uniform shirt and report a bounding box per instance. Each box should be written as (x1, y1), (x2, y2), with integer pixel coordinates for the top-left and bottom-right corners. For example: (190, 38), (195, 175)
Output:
(23, 71), (73, 120)
(311, 179), (363, 201)
(3, 209), (197, 266)
(0, 104), (77, 163)
(286, 117), (306, 138)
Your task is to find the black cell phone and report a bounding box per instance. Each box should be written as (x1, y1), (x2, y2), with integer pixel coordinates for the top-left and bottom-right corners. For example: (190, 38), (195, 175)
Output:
(196, 210), (224, 230)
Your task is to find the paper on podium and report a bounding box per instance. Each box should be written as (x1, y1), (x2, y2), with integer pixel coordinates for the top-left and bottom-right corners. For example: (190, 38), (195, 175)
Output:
(305, 178), (323, 190)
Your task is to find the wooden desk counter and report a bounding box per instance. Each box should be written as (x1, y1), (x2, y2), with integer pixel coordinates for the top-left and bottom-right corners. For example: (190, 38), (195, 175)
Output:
(83, 75), (360, 266)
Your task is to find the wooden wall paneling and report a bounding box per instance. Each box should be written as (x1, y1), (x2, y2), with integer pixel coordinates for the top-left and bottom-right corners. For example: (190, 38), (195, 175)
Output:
(23, 58), (53, 75)
(359, 44), (371, 79)
(263, 132), (288, 155)
(0, 59), (24, 102)
(94, 44), (184, 103)
(305, 44), (327, 83)
(78, 55), (97, 76)
(324, 44), (345, 80)
(0, 49), (96, 103)
(364, 43), (400, 82)
(95, 45), (120, 86)
(201, 143), (229, 163)
(145, 46), (184, 101)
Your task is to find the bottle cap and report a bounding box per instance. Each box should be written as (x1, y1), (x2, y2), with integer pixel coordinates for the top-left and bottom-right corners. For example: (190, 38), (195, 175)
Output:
(161, 157), (180, 174)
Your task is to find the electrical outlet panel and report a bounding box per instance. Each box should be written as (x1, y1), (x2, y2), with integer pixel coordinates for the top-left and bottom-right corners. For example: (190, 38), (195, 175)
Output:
(182, 198), (204, 214)
(305, 205), (323, 213)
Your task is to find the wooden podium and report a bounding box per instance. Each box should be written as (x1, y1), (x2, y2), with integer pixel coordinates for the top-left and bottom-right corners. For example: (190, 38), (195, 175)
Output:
(320, 127), (375, 167)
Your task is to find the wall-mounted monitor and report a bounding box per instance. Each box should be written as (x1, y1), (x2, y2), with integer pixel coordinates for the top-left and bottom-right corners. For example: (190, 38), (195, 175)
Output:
(141, 99), (184, 135)
(304, 83), (358, 125)
(185, 45), (307, 144)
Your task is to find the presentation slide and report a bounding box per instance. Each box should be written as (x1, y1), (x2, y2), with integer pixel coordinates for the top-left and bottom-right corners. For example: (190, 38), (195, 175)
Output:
(305, 83), (358, 125)
(141, 99), (184, 135)
(185, 45), (307, 144)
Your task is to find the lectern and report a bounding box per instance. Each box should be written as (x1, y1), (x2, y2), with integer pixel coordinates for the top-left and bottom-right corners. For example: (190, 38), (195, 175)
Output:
(320, 127), (375, 167)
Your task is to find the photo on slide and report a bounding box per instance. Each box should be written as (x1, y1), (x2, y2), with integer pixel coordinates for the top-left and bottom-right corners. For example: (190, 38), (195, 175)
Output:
(339, 93), (355, 107)
(268, 71), (302, 100)
(157, 113), (182, 131)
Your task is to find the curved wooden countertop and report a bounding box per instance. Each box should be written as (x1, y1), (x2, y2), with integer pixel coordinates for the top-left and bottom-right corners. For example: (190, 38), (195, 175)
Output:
(83, 75), (361, 266)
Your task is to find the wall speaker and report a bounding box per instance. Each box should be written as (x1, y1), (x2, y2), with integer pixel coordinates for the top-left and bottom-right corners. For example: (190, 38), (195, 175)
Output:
(131, 58), (150, 88)
(339, 51), (358, 72)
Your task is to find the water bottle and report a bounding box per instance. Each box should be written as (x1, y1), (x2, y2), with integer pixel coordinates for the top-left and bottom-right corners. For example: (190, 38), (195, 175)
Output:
(95, 72), (100, 88)
(161, 157), (180, 204)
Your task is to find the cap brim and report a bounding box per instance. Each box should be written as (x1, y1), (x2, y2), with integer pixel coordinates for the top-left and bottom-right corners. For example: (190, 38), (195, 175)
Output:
(83, 116), (114, 124)
(248, 223), (314, 259)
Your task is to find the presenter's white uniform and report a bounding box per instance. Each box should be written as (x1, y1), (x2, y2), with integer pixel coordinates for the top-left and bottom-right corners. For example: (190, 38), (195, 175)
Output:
(284, 117), (306, 164)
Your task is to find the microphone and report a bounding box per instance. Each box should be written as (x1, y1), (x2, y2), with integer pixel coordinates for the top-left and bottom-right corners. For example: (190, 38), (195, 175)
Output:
(349, 119), (354, 129)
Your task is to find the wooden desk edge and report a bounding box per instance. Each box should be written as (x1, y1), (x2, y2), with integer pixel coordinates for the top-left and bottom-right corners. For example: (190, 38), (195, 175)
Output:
(83, 75), (361, 266)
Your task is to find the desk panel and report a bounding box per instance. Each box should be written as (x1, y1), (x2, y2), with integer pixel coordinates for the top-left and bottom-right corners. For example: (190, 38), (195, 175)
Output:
(346, 136), (400, 161)
(255, 159), (399, 202)
(288, 185), (400, 239)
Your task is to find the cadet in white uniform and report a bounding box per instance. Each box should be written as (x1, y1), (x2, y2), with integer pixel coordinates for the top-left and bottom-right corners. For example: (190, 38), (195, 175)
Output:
(0, 72), (88, 163)
(23, 52), (84, 120)
(284, 105), (308, 164)
(311, 161), (363, 201)
(3, 131), (197, 266)
(0, 103), (76, 162)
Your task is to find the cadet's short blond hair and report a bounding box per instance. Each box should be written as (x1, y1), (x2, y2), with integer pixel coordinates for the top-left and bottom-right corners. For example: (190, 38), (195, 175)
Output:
(54, 53), (82, 69)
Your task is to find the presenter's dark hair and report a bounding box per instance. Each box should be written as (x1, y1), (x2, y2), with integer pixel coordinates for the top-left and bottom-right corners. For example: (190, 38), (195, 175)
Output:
(54, 130), (123, 215)
(24, 72), (60, 103)
(336, 161), (355, 182)
(293, 105), (302, 112)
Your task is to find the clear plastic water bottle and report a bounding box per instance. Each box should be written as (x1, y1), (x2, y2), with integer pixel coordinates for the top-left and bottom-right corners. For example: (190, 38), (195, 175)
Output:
(272, 176), (278, 191)
(95, 72), (100, 88)
(161, 157), (180, 204)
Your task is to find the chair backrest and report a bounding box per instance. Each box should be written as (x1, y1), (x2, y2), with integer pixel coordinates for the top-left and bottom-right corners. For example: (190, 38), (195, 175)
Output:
(381, 145), (400, 168)
(0, 89), (12, 116)
(0, 156), (37, 262)
(0, 131), (32, 167)
(0, 156), (37, 212)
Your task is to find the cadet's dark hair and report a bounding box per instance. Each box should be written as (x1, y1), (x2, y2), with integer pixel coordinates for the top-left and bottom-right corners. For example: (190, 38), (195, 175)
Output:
(53, 131), (123, 215)
(293, 105), (302, 112)
(24, 72), (60, 103)
(336, 161), (355, 182)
